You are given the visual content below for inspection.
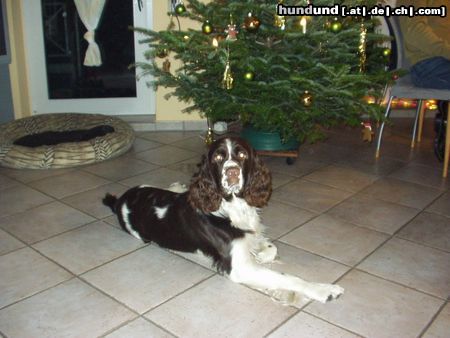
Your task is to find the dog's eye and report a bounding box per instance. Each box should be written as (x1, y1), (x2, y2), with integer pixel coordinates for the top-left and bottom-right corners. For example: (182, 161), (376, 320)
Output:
(238, 151), (247, 159)
(214, 154), (224, 162)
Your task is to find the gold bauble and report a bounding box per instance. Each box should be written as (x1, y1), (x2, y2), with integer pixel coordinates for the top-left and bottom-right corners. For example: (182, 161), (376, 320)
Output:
(205, 127), (214, 145)
(244, 71), (254, 81)
(202, 20), (213, 35)
(301, 91), (313, 107)
(244, 12), (261, 33)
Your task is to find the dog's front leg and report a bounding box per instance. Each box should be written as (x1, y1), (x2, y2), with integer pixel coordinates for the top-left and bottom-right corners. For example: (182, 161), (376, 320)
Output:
(251, 236), (278, 264)
(229, 237), (344, 303)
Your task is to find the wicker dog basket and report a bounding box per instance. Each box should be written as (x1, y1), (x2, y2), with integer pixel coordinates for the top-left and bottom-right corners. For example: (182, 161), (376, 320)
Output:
(0, 113), (135, 169)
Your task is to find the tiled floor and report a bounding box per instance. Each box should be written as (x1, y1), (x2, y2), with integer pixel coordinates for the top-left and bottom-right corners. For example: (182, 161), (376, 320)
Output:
(0, 119), (449, 338)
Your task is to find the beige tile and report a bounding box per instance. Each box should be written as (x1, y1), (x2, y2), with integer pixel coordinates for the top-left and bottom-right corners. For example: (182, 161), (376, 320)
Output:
(138, 131), (199, 144)
(327, 194), (420, 234)
(427, 191), (450, 218)
(128, 137), (162, 153)
(62, 183), (129, 219)
(303, 165), (379, 192)
(102, 214), (121, 229)
(272, 180), (353, 213)
(359, 178), (442, 209)
(0, 248), (72, 308)
(336, 152), (407, 176)
(268, 312), (360, 338)
(82, 156), (158, 181)
(358, 238), (450, 298)
(29, 171), (110, 199)
(166, 156), (202, 176)
(0, 167), (75, 183)
(270, 171), (297, 190)
(83, 246), (213, 313)
(306, 270), (443, 338)
(171, 135), (208, 153)
(280, 214), (388, 266)
(134, 145), (198, 166)
(105, 317), (174, 338)
(0, 201), (95, 244)
(389, 163), (449, 190)
(33, 221), (144, 274)
(261, 201), (316, 239)
(398, 212), (450, 252)
(0, 174), (19, 190)
(0, 279), (134, 338)
(146, 275), (296, 338)
(264, 156), (327, 178)
(423, 303), (450, 338)
(120, 167), (192, 189)
(0, 185), (54, 218)
(0, 229), (24, 255)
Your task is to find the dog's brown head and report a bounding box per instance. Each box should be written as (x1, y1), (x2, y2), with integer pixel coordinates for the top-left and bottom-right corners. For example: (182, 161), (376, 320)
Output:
(188, 137), (272, 213)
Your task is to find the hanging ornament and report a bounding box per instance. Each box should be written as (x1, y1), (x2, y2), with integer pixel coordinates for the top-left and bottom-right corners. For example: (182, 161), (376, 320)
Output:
(392, 72), (399, 81)
(300, 90), (313, 107)
(202, 20), (213, 35)
(330, 18), (342, 32)
(358, 23), (367, 73)
(222, 50), (234, 90)
(383, 48), (392, 57)
(205, 127), (215, 145)
(244, 12), (261, 33)
(162, 59), (171, 73)
(361, 121), (374, 142)
(174, 2), (186, 15)
(274, 14), (286, 30)
(244, 71), (254, 81)
(225, 14), (238, 41)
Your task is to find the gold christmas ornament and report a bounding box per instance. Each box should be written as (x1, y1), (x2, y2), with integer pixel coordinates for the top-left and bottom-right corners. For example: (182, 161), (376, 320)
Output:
(244, 12), (261, 33)
(202, 20), (213, 35)
(383, 48), (392, 57)
(274, 14), (286, 30)
(174, 2), (186, 15)
(162, 59), (171, 73)
(301, 91), (313, 107)
(244, 71), (254, 81)
(330, 18), (342, 32)
(222, 60), (234, 90)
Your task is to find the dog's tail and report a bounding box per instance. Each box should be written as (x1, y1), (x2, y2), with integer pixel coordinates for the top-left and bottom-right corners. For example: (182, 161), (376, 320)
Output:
(102, 193), (118, 214)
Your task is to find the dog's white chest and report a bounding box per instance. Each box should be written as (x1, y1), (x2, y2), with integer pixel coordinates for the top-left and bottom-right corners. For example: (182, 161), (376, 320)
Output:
(213, 196), (261, 232)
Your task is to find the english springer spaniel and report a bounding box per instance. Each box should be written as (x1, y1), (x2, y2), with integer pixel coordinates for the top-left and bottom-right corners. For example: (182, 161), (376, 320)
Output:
(103, 136), (343, 304)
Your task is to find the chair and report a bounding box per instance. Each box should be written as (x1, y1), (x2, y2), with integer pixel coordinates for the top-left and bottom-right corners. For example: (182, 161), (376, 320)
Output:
(375, 16), (450, 178)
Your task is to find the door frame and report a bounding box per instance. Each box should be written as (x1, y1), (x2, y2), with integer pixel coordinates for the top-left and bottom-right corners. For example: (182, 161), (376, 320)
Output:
(21, 0), (155, 116)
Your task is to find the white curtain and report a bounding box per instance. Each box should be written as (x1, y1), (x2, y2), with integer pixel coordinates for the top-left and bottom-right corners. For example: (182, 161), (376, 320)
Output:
(74, 0), (106, 66)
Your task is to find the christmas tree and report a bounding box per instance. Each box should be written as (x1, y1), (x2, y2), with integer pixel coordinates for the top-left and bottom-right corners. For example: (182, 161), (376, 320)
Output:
(135, 0), (393, 142)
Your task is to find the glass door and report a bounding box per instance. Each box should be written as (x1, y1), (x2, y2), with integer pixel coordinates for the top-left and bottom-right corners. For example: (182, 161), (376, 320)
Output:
(22, 0), (154, 116)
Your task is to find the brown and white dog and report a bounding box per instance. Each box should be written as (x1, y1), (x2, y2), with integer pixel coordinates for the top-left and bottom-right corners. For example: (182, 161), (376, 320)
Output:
(103, 136), (344, 303)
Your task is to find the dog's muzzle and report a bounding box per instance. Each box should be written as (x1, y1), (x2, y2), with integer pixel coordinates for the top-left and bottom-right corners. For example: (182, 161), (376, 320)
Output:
(226, 167), (241, 187)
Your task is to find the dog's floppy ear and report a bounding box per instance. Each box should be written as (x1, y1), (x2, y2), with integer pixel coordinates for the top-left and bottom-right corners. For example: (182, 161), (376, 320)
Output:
(188, 154), (222, 213)
(243, 152), (272, 208)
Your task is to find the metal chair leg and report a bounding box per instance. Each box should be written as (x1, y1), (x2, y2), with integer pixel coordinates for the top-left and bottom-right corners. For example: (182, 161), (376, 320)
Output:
(417, 100), (427, 143)
(411, 99), (423, 148)
(376, 95), (394, 158)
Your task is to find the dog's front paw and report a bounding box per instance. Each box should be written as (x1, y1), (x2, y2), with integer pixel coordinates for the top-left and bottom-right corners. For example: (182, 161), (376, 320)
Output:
(255, 242), (278, 264)
(168, 182), (188, 193)
(307, 283), (344, 303)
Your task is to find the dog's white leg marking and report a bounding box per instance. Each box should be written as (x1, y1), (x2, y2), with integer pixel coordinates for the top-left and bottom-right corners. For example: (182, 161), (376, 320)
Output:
(168, 182), (188, 193)
(229, 237), (344, 303)
(154, 206), (169, 219)
(253, 237), (278, 264)
(121, 204), (143, 240)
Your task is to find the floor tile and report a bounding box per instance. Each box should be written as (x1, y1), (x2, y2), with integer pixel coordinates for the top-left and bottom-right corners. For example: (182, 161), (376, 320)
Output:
(389, 163), (449, 190)
(0, 248), (72, 309)
(306, 270), (443, 338)
(33, 221), (144, 274)
(29, 171), (110, 199)
(423, 303), (450, 338)
(146, 275), (296, 338)
(272, 180), (353, 213)
(0, 279), (134, 338)
(61, 183), (129, 219)
(261, 201), (316, 239)
(426, 191), (450, 218)
(280, 214), (388, 266)
(128, 137), (162, 153)
(0, 174), (19, 190)
(0, 184), (54, 218)
(0, 167), (75, 184)
(358, 238), (450, 298)
(336, 152), (407, 176)
(327, 194), (420, 234)
(134, 145), (198, 166)
(268, 312), (360, 338)
(105, 317), (174, 338)
(397, 212), (450, 252)
(303, 165), (379, 192)
(120, 167), (192, 189)
(0, 201), (94, 244)
(81, 156), (158, 181)
(138, 131), (199, 144)
(270, 171), (297, 189)
(83, 246), (213, 314)
(171, 135), (209, 153)
(102, 215), (121, 229)
(166, 156), (201, 176)
(359, 177), (442, 209)
(264, 156), (327, 178)
(0, 229), (24, 255)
